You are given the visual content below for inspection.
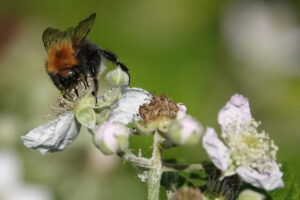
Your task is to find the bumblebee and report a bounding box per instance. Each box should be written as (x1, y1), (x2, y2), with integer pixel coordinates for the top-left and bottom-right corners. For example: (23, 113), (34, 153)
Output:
(42, 13), (129, 102)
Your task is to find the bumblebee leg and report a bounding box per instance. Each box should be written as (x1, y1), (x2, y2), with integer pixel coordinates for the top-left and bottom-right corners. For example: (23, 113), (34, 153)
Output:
(98, 49), (130, 85)
(98, 49), (130, 72)
(74, 88), (79, 98)
(63, 91), (73, 101)
(90, 65), (99, 105)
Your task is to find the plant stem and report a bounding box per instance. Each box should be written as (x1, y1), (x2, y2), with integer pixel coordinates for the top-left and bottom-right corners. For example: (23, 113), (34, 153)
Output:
(162, 163), (204, 173)
(148, 132), (164, 200)
(118, 150), (152, 168)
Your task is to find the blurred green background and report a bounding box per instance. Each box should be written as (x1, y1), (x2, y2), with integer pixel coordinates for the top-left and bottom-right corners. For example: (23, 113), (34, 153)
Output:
(0, 0), (299, 199)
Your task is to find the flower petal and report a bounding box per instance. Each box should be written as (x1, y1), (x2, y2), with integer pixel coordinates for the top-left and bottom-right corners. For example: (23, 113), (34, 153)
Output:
(176, 103), (187, 119)
(236, 164), (284, 191)
(21, 113), (80, 154)
(107, 87), (150, 124)
(218, 94), (252, 133)
(202, 127), (230, 171)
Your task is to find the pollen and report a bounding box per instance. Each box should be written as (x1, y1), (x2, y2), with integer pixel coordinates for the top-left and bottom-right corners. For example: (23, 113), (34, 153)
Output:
(49, 77), (94, 118)
(222, 119), (278, 171)
(47, 42), (79, 75)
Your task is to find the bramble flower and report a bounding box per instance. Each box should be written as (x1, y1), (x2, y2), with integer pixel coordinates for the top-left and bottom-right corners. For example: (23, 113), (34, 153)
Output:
(21, 67), (150, 154)
(202, 94), (284, 190)
(134, 94), (180, 134)
(134, 94), (203, 146)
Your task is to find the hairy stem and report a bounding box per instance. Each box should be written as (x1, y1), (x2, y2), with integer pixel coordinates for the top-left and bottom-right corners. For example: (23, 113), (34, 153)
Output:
(118, 150), (152, 168)
(148, 132), (164, 200)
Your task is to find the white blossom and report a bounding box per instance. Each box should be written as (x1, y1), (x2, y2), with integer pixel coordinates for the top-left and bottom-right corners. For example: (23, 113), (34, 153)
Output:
(203, 94), (284, 190)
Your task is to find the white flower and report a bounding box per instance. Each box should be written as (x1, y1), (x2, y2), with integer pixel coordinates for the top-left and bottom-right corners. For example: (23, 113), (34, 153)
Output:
(0, 149), (53, 200)
(21, 113), (80, 155)
(202, 94), (284, 190)
(94, 122), (130, 155)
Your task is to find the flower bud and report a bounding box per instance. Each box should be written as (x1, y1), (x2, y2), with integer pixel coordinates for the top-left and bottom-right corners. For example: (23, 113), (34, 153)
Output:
(94, 122), (130, 155)
(168, 116), (203, 146)
(106, 67), (129, 87)
(236, 189), (265, 200)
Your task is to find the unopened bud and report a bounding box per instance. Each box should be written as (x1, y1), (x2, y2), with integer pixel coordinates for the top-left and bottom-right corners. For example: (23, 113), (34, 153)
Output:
(106, 67), (129, 87)
(168, 116), (203, 146)
(95, 122), (130, 155)
(236, 189), (265, 200)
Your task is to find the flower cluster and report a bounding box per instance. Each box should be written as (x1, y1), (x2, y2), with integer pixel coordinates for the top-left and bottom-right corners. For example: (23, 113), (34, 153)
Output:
(134, 94), (203, 146)
(21, 63), (285, 200)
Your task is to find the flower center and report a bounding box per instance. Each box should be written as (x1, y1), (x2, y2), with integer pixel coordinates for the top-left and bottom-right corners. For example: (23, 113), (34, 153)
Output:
(222, 120), (278, 171)
(139, 94), (179, 123)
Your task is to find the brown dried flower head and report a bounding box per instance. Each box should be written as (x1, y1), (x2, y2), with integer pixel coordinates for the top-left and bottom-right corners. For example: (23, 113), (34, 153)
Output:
(139, 93), (179, 122)
(172, 187), (202, 200)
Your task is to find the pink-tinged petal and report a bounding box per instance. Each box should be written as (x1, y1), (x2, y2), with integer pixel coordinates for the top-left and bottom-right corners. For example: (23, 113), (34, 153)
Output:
(202, 127), (230, 171)
(236, 164), (284, 191)
(176, 103), (187, 119)
(218, 94), (252, 133)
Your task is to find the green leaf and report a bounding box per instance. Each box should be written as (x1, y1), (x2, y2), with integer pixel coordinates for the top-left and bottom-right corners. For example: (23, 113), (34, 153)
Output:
(267, 164), (300, 200)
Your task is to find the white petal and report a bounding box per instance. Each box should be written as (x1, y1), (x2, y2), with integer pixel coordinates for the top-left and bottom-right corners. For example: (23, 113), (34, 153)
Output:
(176, 103), (187, 119)
(21, 113), (80, 154)
(218, 94), (252, 133)
(236, 164), (284, 191)
(202, 127), (230, 171)
(108, 87), (150, 124)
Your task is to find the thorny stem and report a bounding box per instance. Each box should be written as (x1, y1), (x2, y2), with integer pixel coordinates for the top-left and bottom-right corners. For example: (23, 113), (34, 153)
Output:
(148, 131), (164, 200)
(117, 132), (205, 200)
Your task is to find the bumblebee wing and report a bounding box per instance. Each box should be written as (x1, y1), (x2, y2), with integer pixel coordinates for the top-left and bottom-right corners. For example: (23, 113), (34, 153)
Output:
(72, 13), (96, 48)
(42, 28), (70, 52)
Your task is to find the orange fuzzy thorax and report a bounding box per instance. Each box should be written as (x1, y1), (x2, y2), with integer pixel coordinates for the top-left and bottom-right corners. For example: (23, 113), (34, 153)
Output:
(47, 42), (79, 75)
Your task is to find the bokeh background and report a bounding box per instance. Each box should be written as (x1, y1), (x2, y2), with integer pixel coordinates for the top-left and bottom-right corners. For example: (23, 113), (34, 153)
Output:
(0, 0), (299, 199)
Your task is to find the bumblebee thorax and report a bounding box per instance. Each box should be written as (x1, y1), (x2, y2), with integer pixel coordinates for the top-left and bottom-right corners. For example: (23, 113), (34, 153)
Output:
(47, 42), (79, 75)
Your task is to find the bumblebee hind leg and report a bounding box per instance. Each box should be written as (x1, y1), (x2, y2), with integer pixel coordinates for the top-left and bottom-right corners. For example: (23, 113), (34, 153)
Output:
(98, 49), (130, 80)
